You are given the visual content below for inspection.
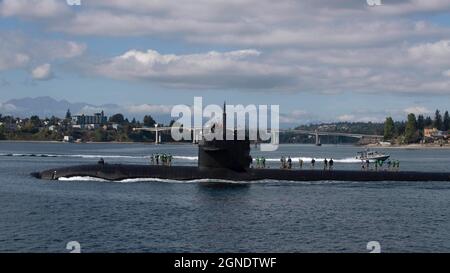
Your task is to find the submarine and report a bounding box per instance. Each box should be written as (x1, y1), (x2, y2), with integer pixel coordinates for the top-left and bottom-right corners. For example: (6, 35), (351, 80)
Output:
(32, 105), (450, 182)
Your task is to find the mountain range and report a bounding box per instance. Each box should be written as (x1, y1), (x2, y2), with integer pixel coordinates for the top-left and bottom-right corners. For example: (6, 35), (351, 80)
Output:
(0, 96), (172, 123)
(0, 96), (299, 127)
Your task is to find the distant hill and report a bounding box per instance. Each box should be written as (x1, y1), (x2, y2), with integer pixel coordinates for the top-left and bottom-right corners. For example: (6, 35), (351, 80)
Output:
(295, 122), (385, 135)
(3, 96), (117, 118)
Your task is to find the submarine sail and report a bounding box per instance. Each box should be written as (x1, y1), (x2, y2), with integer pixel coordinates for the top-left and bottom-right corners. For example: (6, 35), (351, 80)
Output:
(198, 102), (252, 171)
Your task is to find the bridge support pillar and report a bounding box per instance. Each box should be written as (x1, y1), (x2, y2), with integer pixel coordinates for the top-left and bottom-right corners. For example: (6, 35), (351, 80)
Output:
(155, 124), (160, 144)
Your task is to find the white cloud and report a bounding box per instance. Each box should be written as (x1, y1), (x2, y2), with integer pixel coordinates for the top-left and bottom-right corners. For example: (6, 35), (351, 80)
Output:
(337, 114), (356, 122)
(31, 63), (53, 80)
(93, 48), (292, 89)
(408, 40), (450, 66)
(0, 0), (69, 19)
(126, 104), (173, 114)
(0, 33), (86, 62)
(1, 0), (450, 97)
(84, 38), (450, 94)
(0, 102), (17, 112)
(264, 40), (450, 94)
(403, 106), (431, 115)
(0, 32), (86, 81)
(336, 114), (384, 123)
(373, 0), (450, 16)
(41, 41), (87, 60)
(76, 106), (105, 115)
(0, 53), (30, 71)
(5, 0), (442, 49)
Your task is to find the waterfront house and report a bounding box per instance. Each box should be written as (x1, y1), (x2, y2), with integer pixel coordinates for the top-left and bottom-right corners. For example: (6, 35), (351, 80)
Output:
(424, 128), (438, 138)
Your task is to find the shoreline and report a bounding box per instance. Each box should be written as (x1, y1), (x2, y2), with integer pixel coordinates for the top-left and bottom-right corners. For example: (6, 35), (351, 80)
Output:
(365, 143), (450, 149)
(1, 140), (449, 149)
(0, 140), (189, 145)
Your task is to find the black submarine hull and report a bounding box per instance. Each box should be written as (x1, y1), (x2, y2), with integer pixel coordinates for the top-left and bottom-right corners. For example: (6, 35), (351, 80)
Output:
(32, 164), (450, 182)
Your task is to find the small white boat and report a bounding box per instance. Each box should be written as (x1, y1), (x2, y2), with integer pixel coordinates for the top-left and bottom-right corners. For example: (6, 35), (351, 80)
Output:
(356, 149), (390, 162)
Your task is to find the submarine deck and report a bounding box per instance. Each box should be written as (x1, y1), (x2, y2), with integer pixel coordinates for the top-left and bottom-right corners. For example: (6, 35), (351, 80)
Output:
(33, 164), (450, 182)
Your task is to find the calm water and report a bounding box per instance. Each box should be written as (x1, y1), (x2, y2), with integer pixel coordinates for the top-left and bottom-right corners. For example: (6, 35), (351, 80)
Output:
(1, 142), (450, 253)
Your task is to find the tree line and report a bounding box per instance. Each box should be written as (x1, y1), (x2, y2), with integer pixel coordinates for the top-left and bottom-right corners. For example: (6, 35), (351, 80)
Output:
(384, 110), (450, 144)
(0, 111), (167, 142)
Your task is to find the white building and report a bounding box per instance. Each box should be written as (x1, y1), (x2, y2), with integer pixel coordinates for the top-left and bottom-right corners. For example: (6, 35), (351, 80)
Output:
(63, 136), (73, 142)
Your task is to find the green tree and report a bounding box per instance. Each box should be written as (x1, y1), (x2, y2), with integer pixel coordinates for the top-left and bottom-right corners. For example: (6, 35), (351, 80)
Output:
(49, 116), (59, 126)
(94, 128), (108, 142)
(30, 115), (41, 127)
(443, 111), (450, 131)
(404, 113), (418, 143)
(109, 113), (125, 124)
(143, 115), (156, 127)
(0, 125), (5, 140)
(21, 117), (40, 134)
(383, 117), (395, 141)
(417, 115), (425, 131)
(65, 109), (72, 119)
(434, 110), (443, 130)
(424, 116), (433, 127)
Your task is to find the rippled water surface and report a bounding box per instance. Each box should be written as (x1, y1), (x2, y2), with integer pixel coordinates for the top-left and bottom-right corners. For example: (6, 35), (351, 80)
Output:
(1, 142), (450, 252)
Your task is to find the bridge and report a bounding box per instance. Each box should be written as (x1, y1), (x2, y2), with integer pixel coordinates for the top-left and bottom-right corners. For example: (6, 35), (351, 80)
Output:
(279, 129), (383, 145)
(133, 125), (383, 145)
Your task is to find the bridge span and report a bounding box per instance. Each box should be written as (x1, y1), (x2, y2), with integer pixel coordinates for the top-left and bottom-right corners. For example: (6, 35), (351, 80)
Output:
(133, 125), (383, 145)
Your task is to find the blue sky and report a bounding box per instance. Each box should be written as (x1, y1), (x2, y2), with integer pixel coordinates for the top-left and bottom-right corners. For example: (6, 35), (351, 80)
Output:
(1, 0), (450, 124)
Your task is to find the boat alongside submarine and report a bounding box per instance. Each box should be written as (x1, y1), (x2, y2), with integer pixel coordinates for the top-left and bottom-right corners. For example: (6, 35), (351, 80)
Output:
(31, 105), (450, 182)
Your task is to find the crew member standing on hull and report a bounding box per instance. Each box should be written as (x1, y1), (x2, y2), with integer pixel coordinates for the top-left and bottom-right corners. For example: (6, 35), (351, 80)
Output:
(98, 158), (105, 165)
(311, 158), (316, 169)
(280, 156), (285, 169)
(395, 160), (400, 171)
(329, 158), (334, 170)
(323, 158), (328, 170)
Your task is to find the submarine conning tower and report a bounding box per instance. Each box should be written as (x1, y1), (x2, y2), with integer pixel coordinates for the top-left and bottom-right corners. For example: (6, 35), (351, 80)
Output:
(197, 102), (252, 172)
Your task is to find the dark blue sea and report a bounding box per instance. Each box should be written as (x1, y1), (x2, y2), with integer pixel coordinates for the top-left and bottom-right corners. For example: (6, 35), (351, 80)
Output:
(1, 142), (450, 252)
